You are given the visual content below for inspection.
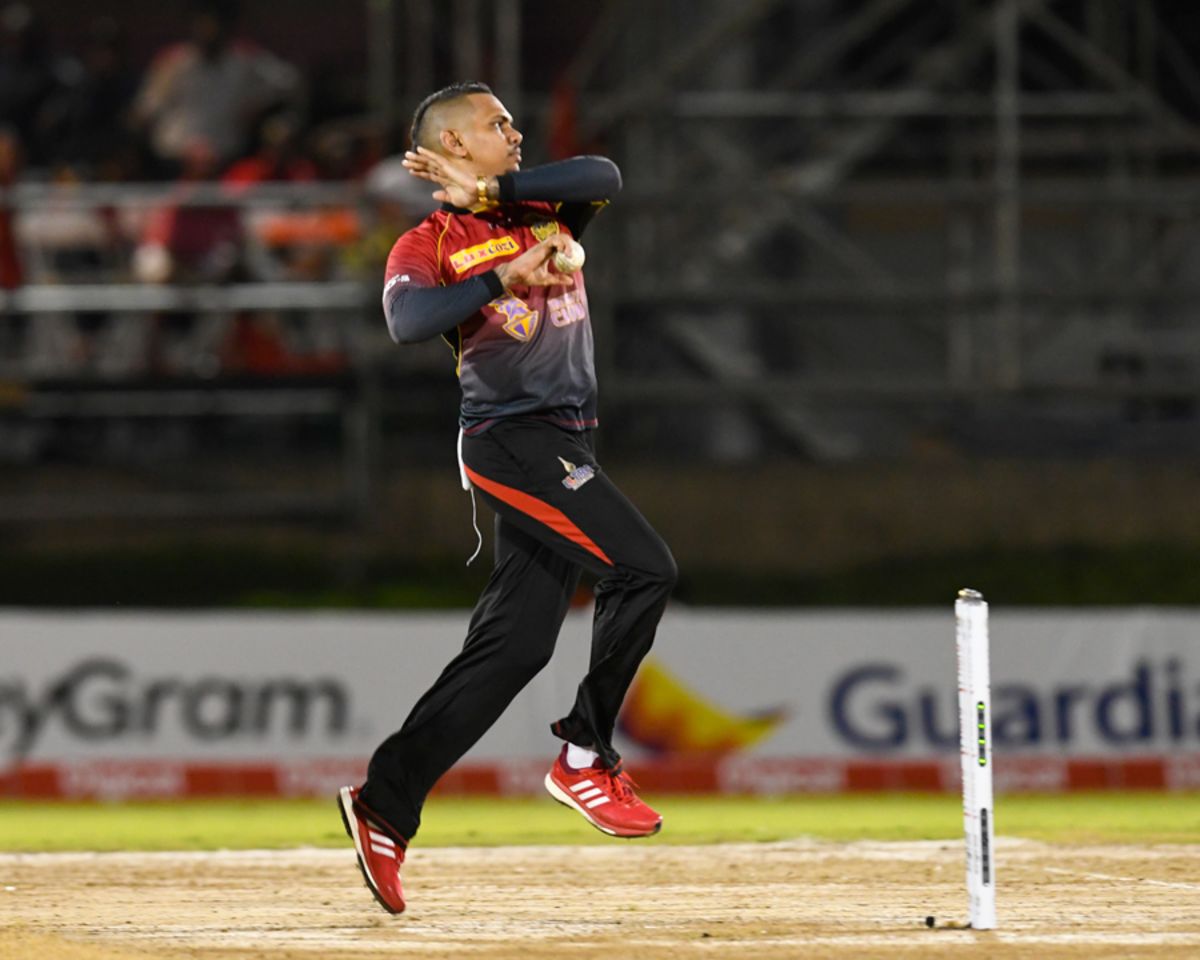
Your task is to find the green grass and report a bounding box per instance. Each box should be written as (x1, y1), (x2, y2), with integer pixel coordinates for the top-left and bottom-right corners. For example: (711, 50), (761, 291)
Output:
(1, 792), (1197, 852)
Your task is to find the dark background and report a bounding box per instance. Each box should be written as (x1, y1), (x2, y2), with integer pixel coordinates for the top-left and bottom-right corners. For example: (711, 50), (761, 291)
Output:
(5, 0), (1200, 607)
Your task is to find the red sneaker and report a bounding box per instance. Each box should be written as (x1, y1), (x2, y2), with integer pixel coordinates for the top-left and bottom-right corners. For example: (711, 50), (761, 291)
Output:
(337, 786), (406, 914)
(544, 746), (662, 838)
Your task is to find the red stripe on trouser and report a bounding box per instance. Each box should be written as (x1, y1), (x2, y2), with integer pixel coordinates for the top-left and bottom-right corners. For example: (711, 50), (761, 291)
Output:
(464, 466), (613, 566)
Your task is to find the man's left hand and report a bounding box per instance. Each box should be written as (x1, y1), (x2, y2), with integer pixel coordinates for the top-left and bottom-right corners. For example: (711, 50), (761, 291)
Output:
(403, 147), (488, 208)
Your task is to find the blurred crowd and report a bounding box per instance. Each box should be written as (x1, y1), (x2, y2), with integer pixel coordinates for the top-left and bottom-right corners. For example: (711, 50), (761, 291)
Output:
(0, 0), (435, 381)
(0, 0), (404, 186)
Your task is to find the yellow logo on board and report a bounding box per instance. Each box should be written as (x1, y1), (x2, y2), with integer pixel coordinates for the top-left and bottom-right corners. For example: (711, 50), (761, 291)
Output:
(449, 236), (520, 273)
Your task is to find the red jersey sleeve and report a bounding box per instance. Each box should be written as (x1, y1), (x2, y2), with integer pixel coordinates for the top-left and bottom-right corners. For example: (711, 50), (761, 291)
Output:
(383, 222), (443, 307)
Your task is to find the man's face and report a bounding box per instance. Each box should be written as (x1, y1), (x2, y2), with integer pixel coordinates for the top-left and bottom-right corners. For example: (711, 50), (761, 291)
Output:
(448, 94), (523, 176)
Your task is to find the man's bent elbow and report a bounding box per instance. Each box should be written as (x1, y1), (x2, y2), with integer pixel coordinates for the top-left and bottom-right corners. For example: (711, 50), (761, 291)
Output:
(576, 155), (621, 198)
(387, 321), (425, 346)
(384, 292), (424, 345)
(383, 310), (405, 344)
(599, 157), (622, 197)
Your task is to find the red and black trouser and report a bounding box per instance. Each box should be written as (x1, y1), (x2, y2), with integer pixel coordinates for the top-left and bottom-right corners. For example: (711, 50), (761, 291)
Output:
(360, 417), (677, 841)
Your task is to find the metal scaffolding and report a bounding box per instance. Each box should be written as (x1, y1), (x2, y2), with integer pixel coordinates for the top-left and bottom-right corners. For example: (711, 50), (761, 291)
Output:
(559, 0), (1200, 459)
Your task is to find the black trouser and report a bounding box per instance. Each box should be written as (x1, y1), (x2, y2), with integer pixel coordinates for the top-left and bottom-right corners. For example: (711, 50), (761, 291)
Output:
(359, 418), (677, 840)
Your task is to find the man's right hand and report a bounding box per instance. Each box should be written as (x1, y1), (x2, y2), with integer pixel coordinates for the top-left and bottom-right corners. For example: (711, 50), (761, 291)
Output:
(494, 236), (575, 289)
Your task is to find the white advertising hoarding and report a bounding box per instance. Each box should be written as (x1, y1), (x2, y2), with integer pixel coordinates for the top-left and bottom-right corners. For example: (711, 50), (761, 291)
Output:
(3, 607), (1197, 771)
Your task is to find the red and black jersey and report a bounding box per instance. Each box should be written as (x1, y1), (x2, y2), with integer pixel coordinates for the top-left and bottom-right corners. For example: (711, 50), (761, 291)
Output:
(383, 201), (596, 434)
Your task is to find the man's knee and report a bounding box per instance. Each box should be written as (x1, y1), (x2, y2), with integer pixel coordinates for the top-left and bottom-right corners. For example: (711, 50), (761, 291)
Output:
(629, 544), (677, 593)
(654, 549), (679, 590)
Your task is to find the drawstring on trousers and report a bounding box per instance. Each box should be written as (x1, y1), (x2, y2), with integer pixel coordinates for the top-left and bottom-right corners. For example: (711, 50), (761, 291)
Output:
(458, 427), (483, 565)
(466, 487), (483, 566)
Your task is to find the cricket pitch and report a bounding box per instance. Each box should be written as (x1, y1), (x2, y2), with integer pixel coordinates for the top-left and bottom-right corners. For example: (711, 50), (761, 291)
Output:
(2, 838), (1198, 959)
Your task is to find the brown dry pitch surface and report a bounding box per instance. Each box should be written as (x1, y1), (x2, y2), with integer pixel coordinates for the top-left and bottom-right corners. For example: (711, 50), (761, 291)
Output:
(2, 839), (1198, 959)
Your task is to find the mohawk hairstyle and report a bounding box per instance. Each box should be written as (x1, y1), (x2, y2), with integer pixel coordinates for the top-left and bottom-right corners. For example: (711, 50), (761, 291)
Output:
(409, 81), (494, 150)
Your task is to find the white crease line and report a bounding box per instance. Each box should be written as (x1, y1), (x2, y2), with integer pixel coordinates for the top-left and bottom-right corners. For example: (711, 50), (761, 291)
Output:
(1045, 866), (1200, 891)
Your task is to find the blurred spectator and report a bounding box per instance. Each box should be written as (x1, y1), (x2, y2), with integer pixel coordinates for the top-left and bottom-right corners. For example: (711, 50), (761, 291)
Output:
(222, 111), (317, 187)
(307, 117), (396, 182)
(132, 0), (300, 176)
(309, 124), (360, 182)
(344, 154), (437, 281)
(218, 310), (347, 377)
(15, 166), (127, 284)
(226, 112), (354, 283)
(36, 17), (139, 178)
(130, 139), (244, 377)
(0, 3), (72, 167)
(219, 112), (351, 376)
(133, 140), (243, 285)
(0, 126), (21, 289)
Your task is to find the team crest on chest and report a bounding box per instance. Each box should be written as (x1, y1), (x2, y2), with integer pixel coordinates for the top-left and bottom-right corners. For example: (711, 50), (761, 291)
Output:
(490, 294), (541, 342)
(529, 219), (560, 242)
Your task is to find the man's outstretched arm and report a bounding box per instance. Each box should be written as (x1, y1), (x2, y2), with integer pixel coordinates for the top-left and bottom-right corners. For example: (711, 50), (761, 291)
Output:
(402, 147), (621, 208)
(494, 156), (621, 204)
(496, 157), (621, 239)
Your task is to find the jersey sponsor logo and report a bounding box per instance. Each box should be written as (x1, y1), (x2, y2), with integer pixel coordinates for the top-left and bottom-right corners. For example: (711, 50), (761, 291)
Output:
(529, 219), (560, 242)
(547, 289), (587, 328)
(449, 236), (520, 273)
(558, 456), (596, 491)
(490, 293), (540, 341)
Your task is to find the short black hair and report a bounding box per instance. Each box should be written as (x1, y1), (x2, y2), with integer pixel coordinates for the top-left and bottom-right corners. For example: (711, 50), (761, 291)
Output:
(409, 81), (493, 150)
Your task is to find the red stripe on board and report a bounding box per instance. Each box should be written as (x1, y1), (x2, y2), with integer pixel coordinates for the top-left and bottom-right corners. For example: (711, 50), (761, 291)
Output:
(1067, 757), (1167, 790)
(845, 761), (944, 792)
(0, 755), (1188, 800)
(464, 465), (613, 566)
(187, 765), (278, 796)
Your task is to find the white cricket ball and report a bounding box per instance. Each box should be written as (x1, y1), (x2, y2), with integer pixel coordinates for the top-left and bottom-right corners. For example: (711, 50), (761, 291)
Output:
(553, 238), (586, 274)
